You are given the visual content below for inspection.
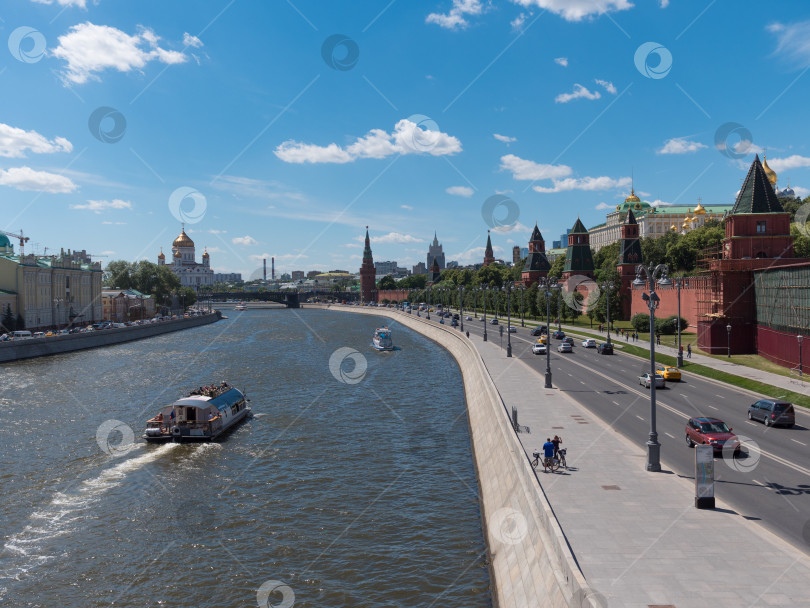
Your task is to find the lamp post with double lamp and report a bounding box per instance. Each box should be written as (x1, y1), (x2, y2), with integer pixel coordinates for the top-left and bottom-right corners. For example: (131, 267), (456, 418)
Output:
(482, 286), (488, 342)
(673, 277), (689, 367)
(518, 284), (525, 327)
(798, 334), (804, 376)
(426, 287), (431, 320)
(503, 282), (513, 357)
(726, 323), (732, 358)
(539, 278), (560, 388)
(599, 282), (614, 345)
(459, 286), (464, 332)
(634, 263), (671, 473)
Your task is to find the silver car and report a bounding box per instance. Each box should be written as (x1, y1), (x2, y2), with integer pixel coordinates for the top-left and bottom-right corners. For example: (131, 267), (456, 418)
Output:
(639, 372), (664, 389)
(747, 399), (795, 428)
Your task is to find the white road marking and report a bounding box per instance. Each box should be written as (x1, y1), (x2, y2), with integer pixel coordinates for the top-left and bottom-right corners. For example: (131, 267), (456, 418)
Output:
(665, 432), (675, 439)
(708, 405), (718, 410)
(612, 400), (620, 406)
(715, 394), (726, 399)
(791, 439), (807, 446)
(636, 415), (644, 421)
(745, 421), (757, 426)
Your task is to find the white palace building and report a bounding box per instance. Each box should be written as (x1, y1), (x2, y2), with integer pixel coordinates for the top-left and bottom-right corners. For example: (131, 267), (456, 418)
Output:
(158, 226), (214, 290)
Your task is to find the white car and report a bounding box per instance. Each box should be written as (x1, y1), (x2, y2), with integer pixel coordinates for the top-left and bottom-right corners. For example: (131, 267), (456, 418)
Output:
(508, 326), (517, 333)
(465, 316), (472, 321)
(532, 342), (547, 355)
(639, 372), (665, 389)
(582, 338), (597, 348)
(557, 342), (573, 353)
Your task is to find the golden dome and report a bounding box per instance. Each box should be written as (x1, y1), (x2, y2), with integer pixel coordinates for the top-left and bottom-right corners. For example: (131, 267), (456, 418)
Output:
(624, 188), (641, 203)
(693, 202), (706, 215)
(670, 224), (677, 231)
(173, 229), (195, 248)
(157, 249), (165, 259)
(763, 155), (777, 186)
(616, 204), (621, 211)
(173, 249), (182, 258)
(202, 249), (209, 258)
(682, 219), (690, 229)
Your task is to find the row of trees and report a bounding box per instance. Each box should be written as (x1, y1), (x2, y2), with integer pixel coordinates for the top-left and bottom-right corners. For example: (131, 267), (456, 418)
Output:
(104, 260), (197, 307)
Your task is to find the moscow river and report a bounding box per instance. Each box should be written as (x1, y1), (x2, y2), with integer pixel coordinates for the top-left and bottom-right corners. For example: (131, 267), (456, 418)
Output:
(0, 309), (490, 607)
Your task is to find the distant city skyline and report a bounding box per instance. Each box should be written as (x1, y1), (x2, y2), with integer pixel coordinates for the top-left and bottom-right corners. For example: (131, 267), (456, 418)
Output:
(2, 1), (810, 278)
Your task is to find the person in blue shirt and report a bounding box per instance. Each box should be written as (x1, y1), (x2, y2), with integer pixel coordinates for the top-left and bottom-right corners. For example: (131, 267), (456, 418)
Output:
(542, 438), (555, 470)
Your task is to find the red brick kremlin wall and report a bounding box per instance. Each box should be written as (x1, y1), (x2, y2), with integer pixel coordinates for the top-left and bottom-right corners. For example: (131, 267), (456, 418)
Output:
(629, 282), (702, 329)
(376, 289), (410, 302)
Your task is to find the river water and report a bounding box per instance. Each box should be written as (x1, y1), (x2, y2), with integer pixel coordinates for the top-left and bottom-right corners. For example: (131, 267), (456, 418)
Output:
(0, 309), (490, 607)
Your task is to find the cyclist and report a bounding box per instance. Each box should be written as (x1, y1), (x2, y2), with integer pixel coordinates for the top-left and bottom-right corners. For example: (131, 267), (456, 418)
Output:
(542, 437), (555, 471)
(551, 435), (562, 458)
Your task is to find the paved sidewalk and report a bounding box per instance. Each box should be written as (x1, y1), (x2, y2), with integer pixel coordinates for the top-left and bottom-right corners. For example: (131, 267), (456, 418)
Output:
(468, 333), (810, 608)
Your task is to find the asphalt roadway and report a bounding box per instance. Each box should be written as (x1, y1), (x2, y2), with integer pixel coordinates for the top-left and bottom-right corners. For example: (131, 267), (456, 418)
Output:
(423, 310), (810, 553)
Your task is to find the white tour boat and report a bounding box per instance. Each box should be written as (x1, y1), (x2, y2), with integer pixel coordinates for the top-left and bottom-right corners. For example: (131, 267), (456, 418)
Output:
(372, 327), (394, 351)
(143, 384), (251, 443)
(234, 302), (248, 311)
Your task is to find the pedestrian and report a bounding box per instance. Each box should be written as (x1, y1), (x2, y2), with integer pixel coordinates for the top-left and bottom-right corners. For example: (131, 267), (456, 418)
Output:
(656, 333), (661, 345)
(552, 435), (562, 458)
(466, 330), (469, 338)
(626, 332), (629, 342)
(542, 437), (555, 472)
(687, 343), (692, 358)
(679, 345), (683, 358)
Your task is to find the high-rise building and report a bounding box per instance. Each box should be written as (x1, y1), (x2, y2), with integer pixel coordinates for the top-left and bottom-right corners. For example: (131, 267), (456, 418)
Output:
(375, 260), (398, 276)
(291, 271), (305, 281)
(512, 245), (521, 265)
(427, 232), (445, 269)
(412, 261), (427, 275)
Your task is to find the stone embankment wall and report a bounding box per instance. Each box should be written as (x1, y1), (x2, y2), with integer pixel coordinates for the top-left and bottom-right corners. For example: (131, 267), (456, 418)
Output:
(316, 304), (602, 608)
(0, 312), (221, 364)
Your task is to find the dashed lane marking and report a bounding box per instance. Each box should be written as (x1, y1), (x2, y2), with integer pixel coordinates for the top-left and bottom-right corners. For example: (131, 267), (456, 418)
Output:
(636, 415), (644, 421)
(665, 432), (675, 439)
(791, 439), (807, 446)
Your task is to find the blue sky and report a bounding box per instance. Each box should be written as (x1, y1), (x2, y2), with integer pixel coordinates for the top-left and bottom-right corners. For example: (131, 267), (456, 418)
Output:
(2, 0), (810, 277)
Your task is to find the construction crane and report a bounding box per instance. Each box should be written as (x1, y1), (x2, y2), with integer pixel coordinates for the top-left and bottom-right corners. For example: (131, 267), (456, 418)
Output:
(0, 229), (29, 256)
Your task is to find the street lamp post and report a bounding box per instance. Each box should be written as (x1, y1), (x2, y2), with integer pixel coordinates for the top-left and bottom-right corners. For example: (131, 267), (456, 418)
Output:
(726, 323), (732, 358)
(519, 285), (525, 327)
(426, 287), (431, 320)
(504, 282), (513, 357)
(482, 286), (488, 342)
(674, 278), (689, 368)
(539, 278), (559, 388)
(459, 286), (464, 332)
(634, 263), (671, 473)
(599, 282), (614, 345)
(799, 335), (804, 376)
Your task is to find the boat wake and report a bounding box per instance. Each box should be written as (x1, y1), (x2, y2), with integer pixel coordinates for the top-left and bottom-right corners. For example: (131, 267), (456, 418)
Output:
(0, 443), (180, 590)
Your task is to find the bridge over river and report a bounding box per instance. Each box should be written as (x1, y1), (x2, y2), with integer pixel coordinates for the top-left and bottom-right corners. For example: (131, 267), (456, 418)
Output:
(208, 290), (360, 308)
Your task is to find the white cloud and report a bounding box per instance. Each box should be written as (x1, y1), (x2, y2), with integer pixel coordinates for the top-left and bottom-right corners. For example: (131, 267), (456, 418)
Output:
(555, 83), (601, 103)
(554, 57), (568, 67)
(0, 123), (73, 158)
(657, 137), (708, 155)
(734, 140), (765, 155)
(500, 154), (572, 181)
(31, 0), (87, 7)
(400, 204), (413, 210)
(70, 199), (132, 213)
(275, 118), (462, 164)
(595, 202), (613, 210)
(492, 221), (529, 234)
(533, 176), (631, 193)
(183, 33), (203, 48)
(793, 186), (810, 198)
(450, 245), (504, 265)
(53, 22), (190, 84)
(649, 199), (672, 207)
(0, 166), (77, 193)
(768, 20), (810, 68)
(511, 0), (633, 22)
(232, 236), (258, 246)
(101, 221), (126, 225)
(768, 155), (810, 172)
(511, 12), (529, 30)
(493, 133), (517, 144)
(659, 0), (670, 6)
(595, 79), (617, 94)
(446, 185), (474, 197)
(370, 232), (425, 245)
(426, 0), (485, 30)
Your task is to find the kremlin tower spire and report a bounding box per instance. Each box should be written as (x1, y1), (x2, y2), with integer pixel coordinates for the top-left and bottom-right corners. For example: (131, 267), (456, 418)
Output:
(360, 226), (376, 303)
(483, 231), (495, 266)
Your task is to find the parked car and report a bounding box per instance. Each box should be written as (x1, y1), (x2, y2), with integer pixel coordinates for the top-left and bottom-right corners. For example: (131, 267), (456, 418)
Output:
(597, 342), (613, 355)
(508, 326), (517, 333)
(658, 366), (682, 381)
(552, 330), (565, 339)
(530, 327), (545, 336)
(557, 342), (573, 353)
(747, 399), (795, 427)
(582, 338), (597, 348)
(685, 417), (740, 454)
(489, 318), (499, 325)
(533, 342), (547, 355)
(639, 372), (664, 389)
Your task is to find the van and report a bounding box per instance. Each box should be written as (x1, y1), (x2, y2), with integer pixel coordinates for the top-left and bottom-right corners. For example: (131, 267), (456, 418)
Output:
(747, 399), (795, 428)
(12, 330), (32, 339)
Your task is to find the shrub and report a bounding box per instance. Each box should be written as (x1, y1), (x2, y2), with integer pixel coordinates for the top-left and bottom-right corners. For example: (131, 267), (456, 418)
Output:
(631, 313), (650, 332)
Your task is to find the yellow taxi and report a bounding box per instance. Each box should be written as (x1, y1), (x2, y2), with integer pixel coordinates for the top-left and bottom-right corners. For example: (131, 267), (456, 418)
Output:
(537, 335), (548, 344)
(657, 366), (681, 381)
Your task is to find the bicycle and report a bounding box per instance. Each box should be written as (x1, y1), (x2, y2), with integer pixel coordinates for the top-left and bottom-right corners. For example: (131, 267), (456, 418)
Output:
(557, 447), (567, 470)
(531, 450), (560, 472)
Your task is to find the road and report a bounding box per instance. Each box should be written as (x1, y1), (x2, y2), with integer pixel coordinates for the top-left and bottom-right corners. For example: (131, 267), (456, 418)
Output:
(419, 309), (810, 551)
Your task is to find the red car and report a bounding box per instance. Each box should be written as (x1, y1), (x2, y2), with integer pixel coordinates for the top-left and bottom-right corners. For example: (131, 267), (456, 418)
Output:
(685, 417), (740, 454)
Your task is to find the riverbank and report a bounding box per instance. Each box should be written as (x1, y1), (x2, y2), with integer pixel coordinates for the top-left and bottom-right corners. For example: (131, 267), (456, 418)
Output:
(312, 304), (599, 608)
(0, 312), (221, 363)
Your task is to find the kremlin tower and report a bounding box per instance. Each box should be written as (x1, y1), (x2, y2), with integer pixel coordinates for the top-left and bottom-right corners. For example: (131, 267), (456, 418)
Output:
(359, 227), (376, 303)
(521, 223), (550, 286)
(483, 231), (495, 267)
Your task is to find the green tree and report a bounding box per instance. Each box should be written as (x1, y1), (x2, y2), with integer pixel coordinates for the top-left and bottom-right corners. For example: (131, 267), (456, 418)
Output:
(548, 255), (565, 280)
(377, 275), (397, 290)
(398, 274), (427, 289)
(179, 287), (197, 308)
(2, 304), (14, 332)
(16, 313), (25, 330)
(791, 224), (810, 258)
(105, 260), (133, 289)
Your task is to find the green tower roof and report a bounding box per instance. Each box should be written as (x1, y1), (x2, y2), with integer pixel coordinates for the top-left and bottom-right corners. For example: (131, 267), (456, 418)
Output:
(732, 155), (784, 215)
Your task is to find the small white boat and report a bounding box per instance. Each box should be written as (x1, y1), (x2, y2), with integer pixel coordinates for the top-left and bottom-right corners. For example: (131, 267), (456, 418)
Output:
(234, 302), (247, 311)
(372, 327), (394, 351)
(143, 384), (251, 443)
